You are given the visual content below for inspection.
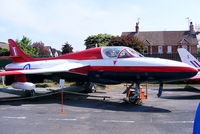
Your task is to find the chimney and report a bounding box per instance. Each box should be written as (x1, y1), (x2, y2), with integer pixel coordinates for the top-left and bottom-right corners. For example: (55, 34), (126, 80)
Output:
(135, 22), (139, 33)
(189, 22), (195, 33)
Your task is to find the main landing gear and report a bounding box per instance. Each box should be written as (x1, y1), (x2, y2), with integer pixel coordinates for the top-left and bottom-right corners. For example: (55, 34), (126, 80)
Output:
(76, 82), (96, 93)
(123, 83), (147, 104)
(24, 90), (36, 97)
(157, 82), (163, 98)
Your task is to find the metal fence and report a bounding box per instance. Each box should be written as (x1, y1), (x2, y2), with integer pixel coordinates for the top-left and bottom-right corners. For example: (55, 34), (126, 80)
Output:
(144, 53), (200, 61)
(144, 53), (181, 61)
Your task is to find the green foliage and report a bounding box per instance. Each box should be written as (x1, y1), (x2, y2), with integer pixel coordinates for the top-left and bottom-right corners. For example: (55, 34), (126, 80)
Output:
(15, 36), (39, 57)
(197, 47), (200, 55)
(0, 48), (9, 56)
(84, 34), (114, 49)
(62, 42), (73, 54)
(108, 35), (146, 53)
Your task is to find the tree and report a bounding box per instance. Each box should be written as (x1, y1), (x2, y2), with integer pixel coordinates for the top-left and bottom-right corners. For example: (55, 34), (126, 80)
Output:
(32, 42), (51, 57)
(15, 36), (39, 57)
(84, 34), (114, 49)
(108, 34), (145, 53)
(61, 42), (73, 54)
(197, 47), (200, 55)
(0, 48), (9, 56)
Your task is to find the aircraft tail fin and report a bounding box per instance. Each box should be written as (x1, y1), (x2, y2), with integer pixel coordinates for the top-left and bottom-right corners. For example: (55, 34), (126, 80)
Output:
(8, 39), (35, 62)
(177, 48), (200, 70)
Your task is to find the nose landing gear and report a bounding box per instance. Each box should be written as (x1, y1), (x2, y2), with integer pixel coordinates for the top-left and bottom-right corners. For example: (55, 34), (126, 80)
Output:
(123, 83), (148, 104)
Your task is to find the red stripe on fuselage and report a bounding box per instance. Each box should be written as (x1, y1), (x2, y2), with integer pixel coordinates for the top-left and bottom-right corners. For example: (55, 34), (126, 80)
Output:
(70, 66), (197, 74)
(0, 71), (23, 75)
(3, 66), (197, 76)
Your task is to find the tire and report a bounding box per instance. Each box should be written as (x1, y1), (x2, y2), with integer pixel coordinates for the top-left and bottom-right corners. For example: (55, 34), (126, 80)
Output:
(84, 82), (96, 93)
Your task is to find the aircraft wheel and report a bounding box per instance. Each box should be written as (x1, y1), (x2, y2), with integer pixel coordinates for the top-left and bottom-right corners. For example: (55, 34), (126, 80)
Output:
(128, 92), (142, 105)
(129, 97), (142, 105)
(129, 98), (135, 103)
(84, 82), (96, 93)
(24, 90), (35, 97)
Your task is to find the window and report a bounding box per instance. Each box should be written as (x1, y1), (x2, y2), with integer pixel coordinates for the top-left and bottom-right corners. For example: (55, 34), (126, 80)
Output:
(182, 45), (188, 50)
(167, 46), (172, 54)
(158, 46), (163, 54)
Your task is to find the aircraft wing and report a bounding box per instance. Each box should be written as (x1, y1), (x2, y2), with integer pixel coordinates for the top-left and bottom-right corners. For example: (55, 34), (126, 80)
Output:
(0, 62), (89, 76)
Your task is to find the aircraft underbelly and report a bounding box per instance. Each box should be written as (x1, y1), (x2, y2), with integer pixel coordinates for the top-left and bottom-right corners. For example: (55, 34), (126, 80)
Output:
(88, 71), (196, 82)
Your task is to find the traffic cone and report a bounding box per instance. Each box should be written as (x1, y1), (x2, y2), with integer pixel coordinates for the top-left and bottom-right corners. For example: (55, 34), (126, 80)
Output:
(193, 103), (200, 134)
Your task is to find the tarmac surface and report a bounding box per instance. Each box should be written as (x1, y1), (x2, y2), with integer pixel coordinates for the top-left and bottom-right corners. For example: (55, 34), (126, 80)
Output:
(0, 84), (200, 134)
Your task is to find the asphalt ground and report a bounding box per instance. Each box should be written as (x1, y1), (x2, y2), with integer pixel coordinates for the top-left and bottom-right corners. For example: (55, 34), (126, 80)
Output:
(0, 84), (200, 134)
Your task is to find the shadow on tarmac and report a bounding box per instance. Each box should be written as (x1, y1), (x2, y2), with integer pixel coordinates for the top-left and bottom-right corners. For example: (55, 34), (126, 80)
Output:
(161, 86), (200, 100)
(0, 88), (25, 96)
(0, 92), (171, 113)
(161, 95), (200, 100)
(163, 86), (200, 93)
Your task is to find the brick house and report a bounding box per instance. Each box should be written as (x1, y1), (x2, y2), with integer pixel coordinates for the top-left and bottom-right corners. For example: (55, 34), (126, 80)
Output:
(0, 42), (9, 50)
(122, 22), (199, 55)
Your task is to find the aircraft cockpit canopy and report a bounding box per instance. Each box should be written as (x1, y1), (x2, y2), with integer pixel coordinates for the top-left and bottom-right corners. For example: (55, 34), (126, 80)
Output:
(102, 46), (143, 59)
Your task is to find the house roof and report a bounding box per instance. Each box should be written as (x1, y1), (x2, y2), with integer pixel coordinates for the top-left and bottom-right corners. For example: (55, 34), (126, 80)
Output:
(121, 31), (198, 46)
(0, 42), (9, 49)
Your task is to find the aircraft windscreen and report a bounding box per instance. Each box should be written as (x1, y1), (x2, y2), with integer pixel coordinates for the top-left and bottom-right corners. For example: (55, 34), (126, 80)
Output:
(102, 47), (144, 58)
(127, 48), (144, 57)
(103, 47), (121, 58)
(118, 49), (132, 58)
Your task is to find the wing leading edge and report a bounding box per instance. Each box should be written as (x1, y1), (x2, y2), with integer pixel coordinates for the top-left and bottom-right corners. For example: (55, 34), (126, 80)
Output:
(0, 62), (89, 76)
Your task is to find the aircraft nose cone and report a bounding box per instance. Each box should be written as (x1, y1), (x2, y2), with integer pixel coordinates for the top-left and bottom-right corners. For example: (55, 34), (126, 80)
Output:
(184, 66), (198, 73)
(175, 64), (198, 80)
(146, 58), (198, 81)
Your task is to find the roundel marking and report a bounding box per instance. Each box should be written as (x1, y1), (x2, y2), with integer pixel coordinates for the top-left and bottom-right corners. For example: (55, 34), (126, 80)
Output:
(23, 64), (31, 70)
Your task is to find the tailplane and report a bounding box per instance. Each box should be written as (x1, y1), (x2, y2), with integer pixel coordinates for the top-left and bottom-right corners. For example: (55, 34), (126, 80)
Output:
(8, 39), (35, 62)
(177, 48), (200, 70)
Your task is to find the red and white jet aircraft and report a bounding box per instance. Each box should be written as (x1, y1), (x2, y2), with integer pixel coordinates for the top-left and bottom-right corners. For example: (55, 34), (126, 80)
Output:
(0, 39), (198, 102)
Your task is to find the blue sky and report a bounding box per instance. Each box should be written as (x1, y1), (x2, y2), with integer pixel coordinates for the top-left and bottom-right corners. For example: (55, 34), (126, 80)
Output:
(0, 0), (200, 51)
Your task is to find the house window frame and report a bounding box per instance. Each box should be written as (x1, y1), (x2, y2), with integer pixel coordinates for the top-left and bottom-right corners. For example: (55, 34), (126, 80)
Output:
(167, 46), (172, 54)
(158, 46), (163, 54)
